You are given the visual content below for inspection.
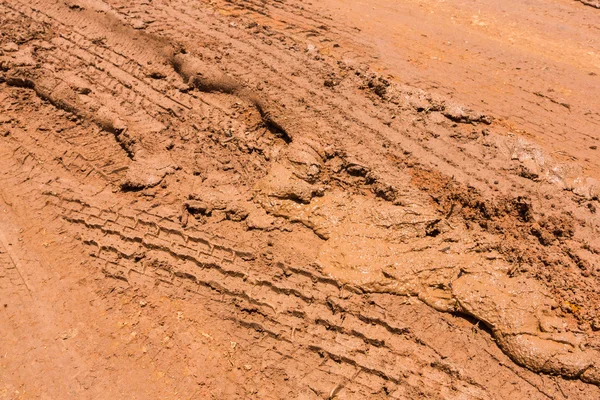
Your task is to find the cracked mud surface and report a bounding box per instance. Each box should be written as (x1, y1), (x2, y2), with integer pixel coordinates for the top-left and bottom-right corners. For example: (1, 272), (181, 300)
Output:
(1, 0), (600, 399)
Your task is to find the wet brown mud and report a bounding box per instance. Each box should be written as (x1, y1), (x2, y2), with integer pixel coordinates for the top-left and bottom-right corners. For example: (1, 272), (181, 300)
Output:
(1, 0), (600, 398)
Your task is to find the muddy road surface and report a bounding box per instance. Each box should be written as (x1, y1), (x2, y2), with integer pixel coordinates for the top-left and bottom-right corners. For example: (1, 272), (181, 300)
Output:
(1, 0), (600, 399)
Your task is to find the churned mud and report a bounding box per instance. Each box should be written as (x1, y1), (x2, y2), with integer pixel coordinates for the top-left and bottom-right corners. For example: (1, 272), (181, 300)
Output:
(1, 0), (600, 399)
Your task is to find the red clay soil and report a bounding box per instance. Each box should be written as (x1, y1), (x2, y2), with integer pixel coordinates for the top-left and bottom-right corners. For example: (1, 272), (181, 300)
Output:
(1, 0), (599, 399)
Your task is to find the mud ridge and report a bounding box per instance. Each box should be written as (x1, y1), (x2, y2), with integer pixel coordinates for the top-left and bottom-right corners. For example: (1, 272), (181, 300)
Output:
(170, 52), (293, 143)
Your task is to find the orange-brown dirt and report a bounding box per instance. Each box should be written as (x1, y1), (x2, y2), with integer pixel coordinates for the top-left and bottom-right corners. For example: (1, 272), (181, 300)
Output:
(1, 0), (600, 399)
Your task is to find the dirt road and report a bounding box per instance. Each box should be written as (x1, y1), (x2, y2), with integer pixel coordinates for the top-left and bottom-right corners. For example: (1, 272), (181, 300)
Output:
(1, 0), (599, 398)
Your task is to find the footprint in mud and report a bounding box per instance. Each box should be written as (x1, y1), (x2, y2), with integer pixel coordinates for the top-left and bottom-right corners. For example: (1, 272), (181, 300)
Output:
(254, 138), (600, 385)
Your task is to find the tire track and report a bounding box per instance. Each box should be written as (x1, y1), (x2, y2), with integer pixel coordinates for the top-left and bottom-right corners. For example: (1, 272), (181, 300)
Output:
(44, 188), (492, 399)
(108, 0), (514, 194)
(3, 0), (599, 397)
(10, 0), (509, 200)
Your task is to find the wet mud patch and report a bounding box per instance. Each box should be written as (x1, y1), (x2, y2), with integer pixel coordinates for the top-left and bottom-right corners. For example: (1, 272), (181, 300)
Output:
(254, 140), (600, 385)
(3, 0), (600, 396)
(409, 166), (573, 244)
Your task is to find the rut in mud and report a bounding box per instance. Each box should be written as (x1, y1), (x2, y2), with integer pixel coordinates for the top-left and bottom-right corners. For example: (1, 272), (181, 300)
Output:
(1, 0), (600, 399)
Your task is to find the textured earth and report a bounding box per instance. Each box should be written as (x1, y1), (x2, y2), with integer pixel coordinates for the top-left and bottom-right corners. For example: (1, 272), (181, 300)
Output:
(1, 0), (600, 399)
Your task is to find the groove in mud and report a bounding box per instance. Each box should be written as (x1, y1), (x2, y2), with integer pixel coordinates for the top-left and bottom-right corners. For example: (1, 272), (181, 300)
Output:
(169, 51), (293, 143)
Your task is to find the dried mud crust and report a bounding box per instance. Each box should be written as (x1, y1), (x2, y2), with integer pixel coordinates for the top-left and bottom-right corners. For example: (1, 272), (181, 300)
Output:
(1, 0), (600, 398)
